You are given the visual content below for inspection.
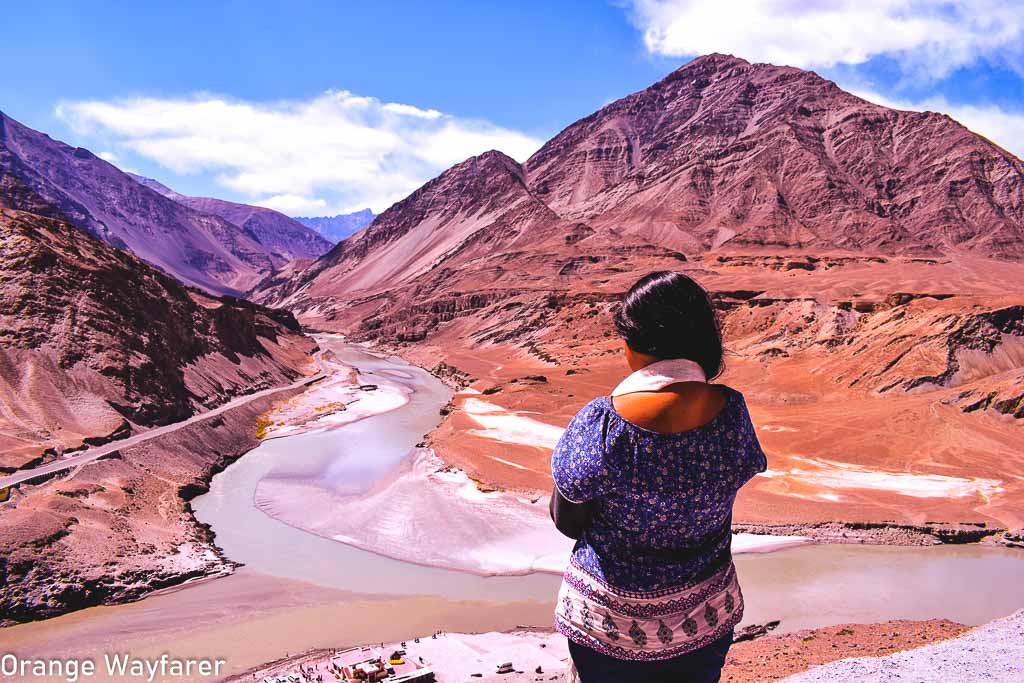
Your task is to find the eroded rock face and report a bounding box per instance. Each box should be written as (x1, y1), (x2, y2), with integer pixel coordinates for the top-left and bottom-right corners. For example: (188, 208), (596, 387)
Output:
(0, 175), (316, 471)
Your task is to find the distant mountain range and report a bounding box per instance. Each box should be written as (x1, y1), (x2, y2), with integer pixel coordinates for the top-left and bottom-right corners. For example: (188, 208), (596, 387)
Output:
(295, 209), (375, 243)
(0, 110), (329, 296)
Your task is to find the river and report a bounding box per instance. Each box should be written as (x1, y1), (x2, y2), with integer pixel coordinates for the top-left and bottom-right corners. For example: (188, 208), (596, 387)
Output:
(4, 338), (1023, 681)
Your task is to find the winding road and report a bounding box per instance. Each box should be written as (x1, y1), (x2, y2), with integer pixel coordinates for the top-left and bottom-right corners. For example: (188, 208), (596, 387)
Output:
(0, 354), (326, 490)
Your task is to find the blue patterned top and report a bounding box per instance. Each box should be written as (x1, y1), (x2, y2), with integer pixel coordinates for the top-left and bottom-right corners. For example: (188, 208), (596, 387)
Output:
(551, 387), (767, 593)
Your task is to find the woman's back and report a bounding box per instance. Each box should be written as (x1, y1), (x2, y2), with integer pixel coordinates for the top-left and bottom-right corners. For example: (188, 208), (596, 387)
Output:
(553, 270), (766, 678)
(611, 382), (727, 433)
(552, 385), (765, 591)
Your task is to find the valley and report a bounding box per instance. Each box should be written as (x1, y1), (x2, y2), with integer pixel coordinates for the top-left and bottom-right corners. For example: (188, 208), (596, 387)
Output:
(257, 55), (1024, 540)
(0, 50), (1022, 683)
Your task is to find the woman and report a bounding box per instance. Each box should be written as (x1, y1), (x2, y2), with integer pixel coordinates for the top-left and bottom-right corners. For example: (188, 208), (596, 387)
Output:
(550, 271), (767, 683)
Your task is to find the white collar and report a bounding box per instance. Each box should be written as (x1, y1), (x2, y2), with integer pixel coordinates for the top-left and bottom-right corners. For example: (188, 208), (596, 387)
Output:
(610, 358), (707, 397)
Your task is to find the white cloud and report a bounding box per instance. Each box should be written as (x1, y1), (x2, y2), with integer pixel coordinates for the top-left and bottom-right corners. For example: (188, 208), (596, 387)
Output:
(624, 0), (1024, 78)
(255, 194), (328, 215)
(56, 91), (542, 214)
(98, 151), (118, 162)
(852, 89), (1024, 159)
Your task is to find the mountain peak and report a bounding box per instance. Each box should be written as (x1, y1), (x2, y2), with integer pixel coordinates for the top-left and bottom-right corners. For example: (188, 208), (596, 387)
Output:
(677, 52), (750, 71)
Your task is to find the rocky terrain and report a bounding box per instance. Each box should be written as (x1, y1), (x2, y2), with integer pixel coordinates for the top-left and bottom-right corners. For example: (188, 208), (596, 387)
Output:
(0, 174), (317, 472)
(129, 173), (333, 261)
(0, 111), (320, 294)
(253, 54), (1024, 535)
(296, 208), (376, 243)
(0, 387), (301, 626)
(0, 176), (318, 624)
(782, 610), (1024, 682)
(229, 618), (974, 683)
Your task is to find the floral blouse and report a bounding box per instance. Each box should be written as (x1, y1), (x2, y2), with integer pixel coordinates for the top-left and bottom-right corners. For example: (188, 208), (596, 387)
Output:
(551, 387), (767, 593)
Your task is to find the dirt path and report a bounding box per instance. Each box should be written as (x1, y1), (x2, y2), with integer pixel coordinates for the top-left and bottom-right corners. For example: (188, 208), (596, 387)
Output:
(0, 352), (326, 490)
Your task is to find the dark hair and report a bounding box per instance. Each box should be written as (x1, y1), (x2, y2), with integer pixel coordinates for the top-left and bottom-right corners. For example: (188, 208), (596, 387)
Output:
(613, 271), (724, 379)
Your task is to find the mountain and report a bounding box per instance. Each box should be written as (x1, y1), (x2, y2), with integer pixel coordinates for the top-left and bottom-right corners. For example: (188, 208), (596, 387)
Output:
(0, 111), (307, 295)
(256, 53), (1024, 319)
(252, 54), (1024, 532)
(0, 167), (322, 623)
(295, 209), (376, 243)
(128, 173), (333, 261)
(0, 171), (316, 472)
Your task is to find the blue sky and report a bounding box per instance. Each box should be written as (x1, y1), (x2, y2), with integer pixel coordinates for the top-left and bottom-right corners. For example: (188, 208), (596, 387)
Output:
(2, 1), (1022, 216)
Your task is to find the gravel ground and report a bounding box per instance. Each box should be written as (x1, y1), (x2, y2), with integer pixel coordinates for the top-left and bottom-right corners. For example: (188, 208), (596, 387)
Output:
(781, 609), (1024, 682)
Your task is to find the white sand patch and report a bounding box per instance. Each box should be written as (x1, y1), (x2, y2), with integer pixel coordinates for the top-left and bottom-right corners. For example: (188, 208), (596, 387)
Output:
(791, 491), (847, 503)
(488, 456), (531, 471)
(257, 448), (810, 577)
(731, 533), (811, 552)
(761, 457), (1004, 500)
(462, 398), (565, 450)
(761, 424), (798, 433)
(259, 354), (410, 439)
(394, 631), (570, 683)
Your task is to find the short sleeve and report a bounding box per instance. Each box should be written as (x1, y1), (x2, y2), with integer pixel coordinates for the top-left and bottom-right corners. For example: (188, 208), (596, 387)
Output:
(551, 399), (615, 503)
(733, 393), (768, 485)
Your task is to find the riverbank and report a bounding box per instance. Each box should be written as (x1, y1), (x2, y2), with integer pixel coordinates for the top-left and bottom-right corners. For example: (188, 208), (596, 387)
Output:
(257, 447), (811, 577)
(0, 387), (302, 627)
(254, 340), (411, 441)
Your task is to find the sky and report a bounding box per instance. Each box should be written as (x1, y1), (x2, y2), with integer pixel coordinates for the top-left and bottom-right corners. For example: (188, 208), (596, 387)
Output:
(2, 1), (1022, 217)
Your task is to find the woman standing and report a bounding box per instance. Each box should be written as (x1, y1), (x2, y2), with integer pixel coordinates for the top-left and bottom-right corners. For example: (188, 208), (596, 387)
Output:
(550, 271), (767, 682)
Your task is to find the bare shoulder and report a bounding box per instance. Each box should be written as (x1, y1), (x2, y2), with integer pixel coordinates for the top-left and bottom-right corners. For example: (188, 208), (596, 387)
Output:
(611, 384), (728, 433)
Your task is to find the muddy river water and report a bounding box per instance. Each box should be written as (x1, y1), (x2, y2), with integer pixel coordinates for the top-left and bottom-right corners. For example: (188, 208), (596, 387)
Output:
(5, 339), (1023, 680)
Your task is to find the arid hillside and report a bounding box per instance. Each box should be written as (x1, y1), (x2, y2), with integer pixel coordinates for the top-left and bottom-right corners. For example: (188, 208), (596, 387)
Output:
(0, 174), (319, 625)
(253, 54), (1024, 534)
(0, 111), (322, 294)
(0, 172), (317, 473)
(129, 173), (333, 262)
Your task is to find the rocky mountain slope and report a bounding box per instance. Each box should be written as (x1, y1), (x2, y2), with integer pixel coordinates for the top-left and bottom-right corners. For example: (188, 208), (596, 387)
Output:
(0, 174), (318, 624)
(0, 111), (307, 294)
(0, 172), (317, 472)
(258, 54), (1024, 310)
(296, 209), (376, 243)
(253, 54), (1024, 533)
(129, 173), (332, 261)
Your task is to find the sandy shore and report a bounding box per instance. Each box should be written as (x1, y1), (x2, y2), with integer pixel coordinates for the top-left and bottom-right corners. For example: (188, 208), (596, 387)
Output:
(256, 447), (810, 577)
(255, 347), (411, 440)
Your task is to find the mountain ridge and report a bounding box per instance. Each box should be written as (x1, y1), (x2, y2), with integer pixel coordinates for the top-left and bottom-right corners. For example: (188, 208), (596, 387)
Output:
(295, 209), (376, 243)
(128, 173), (333, 262)
(0, 112), (327, 295)
(0, 170), (316, 471)
(256, 53), (1024, 317)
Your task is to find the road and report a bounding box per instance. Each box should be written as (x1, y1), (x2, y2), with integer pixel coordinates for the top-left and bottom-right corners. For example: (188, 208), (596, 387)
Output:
(0, 354), (327, 490)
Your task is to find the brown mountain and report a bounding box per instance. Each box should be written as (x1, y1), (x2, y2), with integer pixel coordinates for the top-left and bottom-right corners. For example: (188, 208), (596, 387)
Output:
(0, 172), (321, 623)
(254, 54), (1024, 534)
(260, 54), (1024, 308)
(0, 171), (316, 472)
(129, 173), (333, 261)
(0, 111), (306, 295)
